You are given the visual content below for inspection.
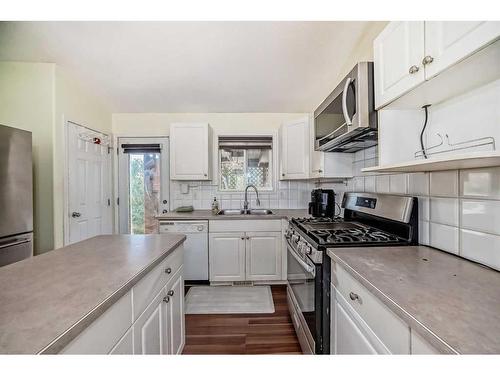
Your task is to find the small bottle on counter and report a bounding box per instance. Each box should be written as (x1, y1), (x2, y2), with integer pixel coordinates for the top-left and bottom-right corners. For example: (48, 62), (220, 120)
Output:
(211, 197), (220, 215)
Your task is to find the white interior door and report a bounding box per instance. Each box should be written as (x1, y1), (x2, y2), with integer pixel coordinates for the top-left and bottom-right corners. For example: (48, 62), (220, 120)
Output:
(118, 137), (169, 234)
(67, 122), (112, 245)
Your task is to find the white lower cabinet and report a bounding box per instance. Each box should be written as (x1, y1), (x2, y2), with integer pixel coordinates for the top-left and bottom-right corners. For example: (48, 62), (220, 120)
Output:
(245, 232), (282, 281)
(61, 245), (185, 354)
(134, 289), (168, 354)
(209, 232), (246, 282)
(209, 221), (283, 282)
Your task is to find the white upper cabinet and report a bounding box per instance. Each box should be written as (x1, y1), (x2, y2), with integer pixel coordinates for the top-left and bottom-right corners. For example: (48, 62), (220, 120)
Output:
(374, 21), (425, 109)
(170, 123), (211, 180)
(374, 21), (500, 109)
(280, 117), (310, 180)
(424, 21), (500, 79)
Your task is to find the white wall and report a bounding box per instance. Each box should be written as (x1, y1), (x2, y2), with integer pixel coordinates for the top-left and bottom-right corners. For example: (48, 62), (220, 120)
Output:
(0, 62), (56, 253)
(53, 67), (112, 248)
(0, 62), (112, 253)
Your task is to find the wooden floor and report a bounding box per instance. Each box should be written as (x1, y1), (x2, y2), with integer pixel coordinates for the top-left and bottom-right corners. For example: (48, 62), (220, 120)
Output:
(183, 285), (302, 354)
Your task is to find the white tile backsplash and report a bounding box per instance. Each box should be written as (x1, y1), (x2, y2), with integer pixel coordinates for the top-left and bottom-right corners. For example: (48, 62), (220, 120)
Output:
(460, 167), (500, 198)
(430, 171), (459, 197)
(364, 176), (376, 193)
(389, 174), (407, 195)
(430, 223), (459, 255)
(460, 229), (500, 270)
(461, 199), (500, 236)
(408, 173), (429, 196)
(375, 175), (390, 193)
(430, 198), (459, 226)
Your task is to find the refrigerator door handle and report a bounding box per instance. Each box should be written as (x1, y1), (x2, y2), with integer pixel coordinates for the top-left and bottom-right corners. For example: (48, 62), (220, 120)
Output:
(0, 238), (32, 250)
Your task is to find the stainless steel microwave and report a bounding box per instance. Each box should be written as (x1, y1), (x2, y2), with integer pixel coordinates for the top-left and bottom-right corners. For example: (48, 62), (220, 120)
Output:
(314, 62), (377, 153)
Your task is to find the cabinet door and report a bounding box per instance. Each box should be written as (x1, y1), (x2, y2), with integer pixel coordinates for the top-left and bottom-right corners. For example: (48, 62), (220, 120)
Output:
(245, 231), (282, 281)
(165, 267), (185, 354)
(209, 232), (246, 282)
(424, 21), (500, 79)
(374, 21), (425, 108)
(133, 289), (168, 354)
(170, 123), (210, 180)
(109, 327), (134, 354)
(334, 298), (378, 355)
(280, 117), (310, 180)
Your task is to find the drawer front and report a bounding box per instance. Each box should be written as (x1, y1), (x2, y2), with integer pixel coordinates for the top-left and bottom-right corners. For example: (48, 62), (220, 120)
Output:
(132, 246), (183, 320)
(332, 261), (410, 354)
(287, 288), (313, 355)
(61, 291), (133, 354)
(210, 219), (281, 232)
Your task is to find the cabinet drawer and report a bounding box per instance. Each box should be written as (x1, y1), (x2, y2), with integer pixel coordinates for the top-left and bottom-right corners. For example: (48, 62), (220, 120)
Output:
(61, 291), (133, 354)
(210, 220), (281, 232)
(132, 246), (183, 320)
(332, 262), (410, 354)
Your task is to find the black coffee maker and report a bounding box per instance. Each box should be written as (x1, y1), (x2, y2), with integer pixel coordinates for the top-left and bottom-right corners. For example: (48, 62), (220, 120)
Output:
(308, 189), (336, 217)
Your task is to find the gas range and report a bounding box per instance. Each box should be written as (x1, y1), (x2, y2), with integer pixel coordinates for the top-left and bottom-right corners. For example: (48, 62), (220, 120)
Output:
(286, 192), (419, 354)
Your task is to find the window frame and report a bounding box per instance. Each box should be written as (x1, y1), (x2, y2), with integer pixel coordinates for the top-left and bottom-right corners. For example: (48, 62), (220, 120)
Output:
(214, 131), (278, 193)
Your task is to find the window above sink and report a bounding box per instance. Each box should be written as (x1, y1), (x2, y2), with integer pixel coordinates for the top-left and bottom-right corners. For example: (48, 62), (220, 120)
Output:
(218, 136), (274, 192)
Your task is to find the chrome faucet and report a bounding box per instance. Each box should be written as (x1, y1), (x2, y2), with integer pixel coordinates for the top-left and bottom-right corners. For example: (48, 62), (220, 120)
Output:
(243, 184), (260, 212)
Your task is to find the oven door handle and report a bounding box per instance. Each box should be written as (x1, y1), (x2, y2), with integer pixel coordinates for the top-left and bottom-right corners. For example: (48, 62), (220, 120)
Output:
(287, 241), (315, 275)
(342, 77), (353, 126)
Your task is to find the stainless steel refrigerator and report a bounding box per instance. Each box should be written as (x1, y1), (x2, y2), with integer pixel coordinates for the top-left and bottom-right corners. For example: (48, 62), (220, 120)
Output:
(0, 124), (33, 267)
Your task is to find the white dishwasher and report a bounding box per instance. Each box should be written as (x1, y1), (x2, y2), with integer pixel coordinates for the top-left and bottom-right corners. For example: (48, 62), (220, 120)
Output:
(159, 220), (209, 281)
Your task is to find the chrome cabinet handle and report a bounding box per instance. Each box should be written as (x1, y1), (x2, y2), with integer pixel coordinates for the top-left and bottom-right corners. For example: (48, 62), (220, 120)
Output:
(408, 65), (419, 74)
(422, 55), (434, 65)
(163, 296), (170, 303)
(71, 212), (81, 218)
(349, 292), (359, 301)
(165, 267), (172, 274)
(167, 290), (174, 297)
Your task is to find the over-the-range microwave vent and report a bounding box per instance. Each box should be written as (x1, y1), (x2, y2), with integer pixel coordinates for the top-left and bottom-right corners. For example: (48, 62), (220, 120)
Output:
(324, 129), (378, 153)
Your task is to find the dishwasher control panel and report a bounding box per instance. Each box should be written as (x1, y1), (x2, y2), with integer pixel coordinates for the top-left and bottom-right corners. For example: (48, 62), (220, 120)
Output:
(159, 221), (208, 234)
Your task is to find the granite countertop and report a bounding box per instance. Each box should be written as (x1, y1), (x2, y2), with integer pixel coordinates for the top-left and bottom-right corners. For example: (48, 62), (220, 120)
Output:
(327, 246), (500, 354)
(0, 234), (186, 354)
(155, 209), (309, 221)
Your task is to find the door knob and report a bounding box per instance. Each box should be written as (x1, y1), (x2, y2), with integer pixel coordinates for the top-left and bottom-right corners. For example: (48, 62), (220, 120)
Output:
(163, 296), (170, 303)
(165, 267), (172, 274)
(71, 212), (81, 218)
(167, 290), (174, 296)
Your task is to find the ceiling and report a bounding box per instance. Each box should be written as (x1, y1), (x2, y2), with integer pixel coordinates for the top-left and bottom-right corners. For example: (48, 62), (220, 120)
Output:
(0, 21), (377, 113)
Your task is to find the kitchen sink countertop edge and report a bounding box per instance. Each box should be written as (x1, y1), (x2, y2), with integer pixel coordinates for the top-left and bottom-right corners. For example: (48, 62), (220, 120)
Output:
(0, 234), (186, 354)
(327, 245), (500, 354)
(155, 209), (309, 220)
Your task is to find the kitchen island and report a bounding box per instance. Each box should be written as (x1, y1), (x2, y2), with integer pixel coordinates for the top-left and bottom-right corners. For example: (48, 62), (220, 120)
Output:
(328, 245), (500, 354)
(0, 234), (186, 354)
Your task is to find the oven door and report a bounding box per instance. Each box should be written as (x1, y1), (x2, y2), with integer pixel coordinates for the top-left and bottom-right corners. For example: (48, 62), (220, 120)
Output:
(287, 241), (318, 352)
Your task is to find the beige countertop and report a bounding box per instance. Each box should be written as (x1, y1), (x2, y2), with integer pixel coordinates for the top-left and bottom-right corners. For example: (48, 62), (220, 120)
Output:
(0, 234), (186, 354)
(155, 209), (309, 221)
(327, 246), (500, 354)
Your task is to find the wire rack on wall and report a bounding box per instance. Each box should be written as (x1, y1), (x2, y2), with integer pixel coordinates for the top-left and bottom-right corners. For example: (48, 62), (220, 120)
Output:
(415, 133), (496, 159)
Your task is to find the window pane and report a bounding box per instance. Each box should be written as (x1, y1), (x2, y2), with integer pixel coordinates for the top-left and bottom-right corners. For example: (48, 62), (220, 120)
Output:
(220, 149), (246, 191)
(247, 148), (272, 189)
(129, 153), (161, 234)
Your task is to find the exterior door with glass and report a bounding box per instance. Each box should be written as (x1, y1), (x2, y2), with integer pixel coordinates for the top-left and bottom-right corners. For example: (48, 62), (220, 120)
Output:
(118, 138), (169, 234)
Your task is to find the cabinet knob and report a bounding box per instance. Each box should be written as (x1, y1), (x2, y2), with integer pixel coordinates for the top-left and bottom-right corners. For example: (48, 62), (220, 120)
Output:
(163, 296), (170, 303)
(408, 65), (420, 74)
(349, 292), (359, 301)
(204, 173), (208, 177)
(422, 55), (434, 65)
(246, 236), (250, 240)
(282, 173), (285, 177)
(241, 237), (245, 240)
(165, 267), (172, 274)
(167, 290), (174, 296)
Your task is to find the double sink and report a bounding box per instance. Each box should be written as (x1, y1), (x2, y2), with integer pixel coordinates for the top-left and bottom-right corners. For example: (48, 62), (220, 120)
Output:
(217, 209), (274, 216)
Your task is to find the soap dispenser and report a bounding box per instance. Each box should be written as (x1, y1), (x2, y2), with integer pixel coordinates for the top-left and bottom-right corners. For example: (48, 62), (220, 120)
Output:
(211, 197), (220, 215)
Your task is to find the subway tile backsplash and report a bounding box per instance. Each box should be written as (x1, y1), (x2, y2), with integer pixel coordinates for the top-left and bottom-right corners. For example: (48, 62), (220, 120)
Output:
(169, 180), (315, 211)
(331, 146), (500, 271)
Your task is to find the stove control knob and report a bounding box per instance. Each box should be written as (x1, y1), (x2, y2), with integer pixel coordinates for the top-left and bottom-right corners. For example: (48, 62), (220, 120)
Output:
(304, 245), (312, 255)
(292, 234), (300, 243)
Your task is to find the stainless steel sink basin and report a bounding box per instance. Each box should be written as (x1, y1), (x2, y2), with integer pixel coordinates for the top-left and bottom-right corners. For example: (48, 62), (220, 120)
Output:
(247, 209), (273, 215)
(217, 209), (273, 215)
